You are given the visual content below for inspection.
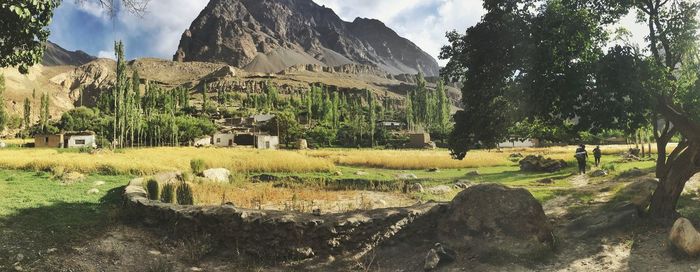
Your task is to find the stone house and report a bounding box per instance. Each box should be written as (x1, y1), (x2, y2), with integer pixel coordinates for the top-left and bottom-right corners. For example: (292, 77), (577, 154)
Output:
(213, 133), (236, 147)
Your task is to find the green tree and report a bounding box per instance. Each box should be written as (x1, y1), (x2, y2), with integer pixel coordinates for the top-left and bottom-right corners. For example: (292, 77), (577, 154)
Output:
(22, 97), (30, 131)
(0, 1), (58, 74)
(0, 74), (6, 133)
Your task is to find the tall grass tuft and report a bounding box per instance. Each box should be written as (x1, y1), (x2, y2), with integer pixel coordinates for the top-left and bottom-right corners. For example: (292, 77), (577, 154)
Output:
(146, 179), (160, 200)
(177, 182), (194, 205)
(161, 183), (175, 203)
(190, 159), (206, 176)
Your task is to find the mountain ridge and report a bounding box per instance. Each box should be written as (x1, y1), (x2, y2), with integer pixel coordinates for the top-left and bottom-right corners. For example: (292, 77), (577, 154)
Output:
(173, 0), (440, 76)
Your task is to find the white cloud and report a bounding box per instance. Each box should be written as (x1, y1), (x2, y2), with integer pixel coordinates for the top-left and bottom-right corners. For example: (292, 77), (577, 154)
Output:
(97, 50), (116, 59)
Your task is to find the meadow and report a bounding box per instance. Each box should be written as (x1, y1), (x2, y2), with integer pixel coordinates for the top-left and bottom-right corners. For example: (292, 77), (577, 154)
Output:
(0, 144), (665, 175)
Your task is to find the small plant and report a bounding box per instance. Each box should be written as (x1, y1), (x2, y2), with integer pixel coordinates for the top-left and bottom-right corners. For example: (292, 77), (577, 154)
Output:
(602, 162), (616, 172)
(146, 257), (175, 272)
(177, 181), (195, 205)
(180, 233), (213, 264)
(161, 183), (175, 203)
(190, 159), (206, 176)
(146, 179), (160, 200)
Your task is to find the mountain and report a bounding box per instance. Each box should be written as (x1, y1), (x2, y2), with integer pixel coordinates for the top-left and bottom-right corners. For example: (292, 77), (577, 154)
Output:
(41, 41), (96, 66)
(173, 0), (440, 76)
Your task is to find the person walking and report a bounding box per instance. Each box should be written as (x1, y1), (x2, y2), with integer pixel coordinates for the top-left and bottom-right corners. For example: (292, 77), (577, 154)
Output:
(593, 145), (602, 167)
(575, 144), (588, 175)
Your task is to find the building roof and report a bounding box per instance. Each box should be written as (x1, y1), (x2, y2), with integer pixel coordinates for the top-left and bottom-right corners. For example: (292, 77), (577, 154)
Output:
(249, 114), (275, 123)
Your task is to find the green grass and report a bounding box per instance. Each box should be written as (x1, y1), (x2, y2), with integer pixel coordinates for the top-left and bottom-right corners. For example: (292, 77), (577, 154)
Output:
(0, 169), (131, 264)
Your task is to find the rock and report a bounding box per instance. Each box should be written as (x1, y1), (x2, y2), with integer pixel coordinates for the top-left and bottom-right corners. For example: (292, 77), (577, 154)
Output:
(617, 168), (646, 179)
(438, 184), (554, 258)
(333, 171), (343, 176)
(509, 153), (524, 158)
(190, 268), (203, 272)
(46, 248), (57, 254)
(397, 173), (418, 180)
(465, 171), (480, 177)
(670, 217), (700, 257)
(355, 171), (369, 176)
(0, 142), (6, 148)
(253, 174), (279, 182)
(202, 168), (231, 182)
(454, 181), (471, 189)
(153, 171), (182, 184)
(617, 178), (658, 209)
(425, 142), (437, 149)
(297, 139), (308, 150)
(589, 169), (608, 177)
(519, 155), (567, 173)
(409, 183), (424, 193)
(537, 178), (554, 184)
(312, 208), (322, 216)
(93, 180), (106, 186)
(86, 188), (100, 194)
(148, 250), (161, 255)
(13, 265), (22, 271)
(427, 185), (453, 195)
(424, 248), (440, 271)
(424, 243), (455, 271)
(13, 254), (24, 262)
(427, 167), (440, 172)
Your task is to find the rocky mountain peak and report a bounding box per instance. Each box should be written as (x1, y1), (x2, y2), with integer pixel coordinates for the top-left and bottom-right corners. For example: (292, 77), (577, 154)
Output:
(174, 0), (439, 76)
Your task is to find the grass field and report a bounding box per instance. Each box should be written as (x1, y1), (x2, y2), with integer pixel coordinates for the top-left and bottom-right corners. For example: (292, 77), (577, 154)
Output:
(0, 144), (666, 176)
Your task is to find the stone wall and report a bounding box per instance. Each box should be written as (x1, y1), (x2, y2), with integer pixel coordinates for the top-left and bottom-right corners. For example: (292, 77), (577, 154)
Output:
(123, 178), (440, 262)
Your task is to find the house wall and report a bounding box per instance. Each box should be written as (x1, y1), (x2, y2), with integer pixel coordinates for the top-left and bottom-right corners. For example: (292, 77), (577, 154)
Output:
(34, 135), (64, 148)
(408, 133), (430, 148)
(194, 136), (212, 146)
(256, 135), (279, 150)
(67, 135), (96, 148)
(213, 134), (236, 147)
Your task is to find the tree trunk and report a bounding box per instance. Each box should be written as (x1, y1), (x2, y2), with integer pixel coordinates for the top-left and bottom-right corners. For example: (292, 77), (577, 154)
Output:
(648, 145), (700, 220)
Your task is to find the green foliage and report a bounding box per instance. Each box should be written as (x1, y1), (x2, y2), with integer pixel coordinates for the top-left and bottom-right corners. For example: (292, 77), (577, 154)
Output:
(59, 107), (103, 132)
(160, 183), (175, 203)
(190, 159), (206, 176)
(602, 162), (616, 172)
(0, 0), (58, 73)
(146, 179), (159, 200)
(0, 74), (6, 132)
(176, 182), (194, 205)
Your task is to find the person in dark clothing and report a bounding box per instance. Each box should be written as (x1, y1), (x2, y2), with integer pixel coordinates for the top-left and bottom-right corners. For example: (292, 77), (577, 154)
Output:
(575, 144), (588, 175)
(593, 145), (602, 167)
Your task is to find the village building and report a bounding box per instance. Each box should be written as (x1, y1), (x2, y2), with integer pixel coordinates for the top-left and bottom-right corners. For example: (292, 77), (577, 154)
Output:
(193, 136), (212, 147)
(378, 121), (405, 131)
(34, 131), (96, 148)
(407, 133), (431, 148)
(213, 133), (236, 147)
(255, 134), (279, 150)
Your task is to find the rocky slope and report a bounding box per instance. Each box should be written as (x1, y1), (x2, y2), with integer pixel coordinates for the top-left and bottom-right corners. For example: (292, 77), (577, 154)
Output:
(41, 41), (96, 66)
(173, 0), (440, 76)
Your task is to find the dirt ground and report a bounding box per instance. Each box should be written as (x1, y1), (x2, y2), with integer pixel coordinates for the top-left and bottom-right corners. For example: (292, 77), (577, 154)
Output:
(6, 173), (700, 271)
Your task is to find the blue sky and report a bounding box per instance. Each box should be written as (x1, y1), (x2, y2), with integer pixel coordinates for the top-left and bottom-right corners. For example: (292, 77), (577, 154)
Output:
(48, 0), (646, 66)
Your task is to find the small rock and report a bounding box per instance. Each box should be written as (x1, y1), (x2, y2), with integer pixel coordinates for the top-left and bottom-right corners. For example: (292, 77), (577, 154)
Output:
(669, 217), (700, 257)
(190, 267), (203, 272)
(222, 202), (235, 207)
(355, 171), (369, 176)
(589, 170), (608, 177)
(537, 178), (554, 184)
(148, 250), (161, 255)
(86, 188), (100, 194)
(46, 248), (57, 254)
(397, 173), (418, 180)
(13, 265), (22, 271)
(375, 199), (388, 206)
(465, 171), (479, 177)
(427, 185), (453, 195)
(454, 181), (471, 189)
(409, 183), (424, 193)
(93, 180), (106, 186)
(13, 254), (24, 262)
(424, 248), (440, 271)
(333, 171), (343, 176)
(202, 168), (231, 182)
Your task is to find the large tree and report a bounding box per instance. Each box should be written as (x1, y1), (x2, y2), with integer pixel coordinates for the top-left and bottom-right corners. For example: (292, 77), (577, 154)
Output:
(444, 0), (700, 220)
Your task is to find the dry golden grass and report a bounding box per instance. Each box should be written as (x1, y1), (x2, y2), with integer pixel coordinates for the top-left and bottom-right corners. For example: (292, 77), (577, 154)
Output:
(305, 149), (511, 169)
(191, 181), (413, 212)
(0, 147), (335, 175)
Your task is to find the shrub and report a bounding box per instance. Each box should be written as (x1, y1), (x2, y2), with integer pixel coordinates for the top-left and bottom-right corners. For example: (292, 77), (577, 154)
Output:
(602, 163), (616, 172)
(177, 182), (195, 205)
(146, 179), (160, 200)
(180, 233), (213, 264)
(161, 183), (175, 203)
(190, 159), (206, 176)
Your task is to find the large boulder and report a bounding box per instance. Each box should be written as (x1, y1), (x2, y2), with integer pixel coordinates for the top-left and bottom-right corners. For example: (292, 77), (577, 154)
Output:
(203, 168), (231, 183)
(438, 184), (554, 259)
(519, 155), (567, 173)
(670, 217), (700, 257)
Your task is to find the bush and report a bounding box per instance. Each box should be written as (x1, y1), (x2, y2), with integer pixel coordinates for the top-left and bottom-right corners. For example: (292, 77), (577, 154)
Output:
(146, 179), (160, 200)
(161, 183), (175, 203)
(602, 162), (616, 172)
(190, 159), (206, 176)
(177, 182), (194, 205)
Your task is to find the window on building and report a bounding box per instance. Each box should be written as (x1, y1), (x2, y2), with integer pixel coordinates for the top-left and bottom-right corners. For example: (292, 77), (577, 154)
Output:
(265, 141), (270, 149)
(216, 138), (221, 143)
(75, 139), (86, 145)
(45, 137), (49, 143)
